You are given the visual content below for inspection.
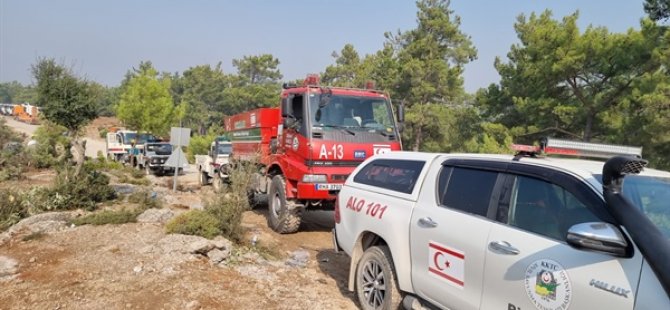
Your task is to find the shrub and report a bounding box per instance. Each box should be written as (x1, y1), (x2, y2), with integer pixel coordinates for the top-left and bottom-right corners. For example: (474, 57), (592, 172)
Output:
(165, 210), (221, 239)
(72, 208), (143, 226)
(0, 188), (28, 231)
(30, 121), (71, 168)
(128, 189), (161, 209)
(28, 166), (116, 212)
(98, 127), (109, 139)
(187, 133), (215, 163)
(204, 159), (259, 243)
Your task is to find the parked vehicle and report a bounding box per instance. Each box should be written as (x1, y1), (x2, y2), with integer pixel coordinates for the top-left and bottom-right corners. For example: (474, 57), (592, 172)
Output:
(195, 136), (233, 190)
(334, 138), (670, 310)
(105, 129), (156, 163)
(224, 74), (404, 233)
(137, 142), (173, 175)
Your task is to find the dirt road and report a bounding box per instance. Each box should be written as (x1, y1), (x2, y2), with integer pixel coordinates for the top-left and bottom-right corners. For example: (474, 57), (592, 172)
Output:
(0, 118), (357, 310)
(2, 116), (107, 158)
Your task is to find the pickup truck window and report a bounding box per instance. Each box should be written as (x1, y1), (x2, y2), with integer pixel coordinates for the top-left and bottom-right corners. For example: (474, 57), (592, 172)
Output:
(352, 159), (424, 194)
(438, 167), (497, 216)
(506, 175), (599, 240)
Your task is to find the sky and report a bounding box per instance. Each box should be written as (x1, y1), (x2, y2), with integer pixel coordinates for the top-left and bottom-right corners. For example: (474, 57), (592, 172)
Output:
(0, 0), (647, 93)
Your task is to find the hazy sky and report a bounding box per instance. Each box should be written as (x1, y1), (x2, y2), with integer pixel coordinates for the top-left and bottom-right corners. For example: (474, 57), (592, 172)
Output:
(0, 1), (646, 93)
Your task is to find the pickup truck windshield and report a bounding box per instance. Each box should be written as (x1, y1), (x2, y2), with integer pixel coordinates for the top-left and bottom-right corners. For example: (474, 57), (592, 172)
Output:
(597, 175), (670, 238)
(146, 144), (172, 154)
(309, 95), (394, 132)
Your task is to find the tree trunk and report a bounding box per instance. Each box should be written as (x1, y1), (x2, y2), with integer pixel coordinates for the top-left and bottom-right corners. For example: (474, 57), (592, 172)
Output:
(71, 138), (86, 175)
(583, 112), (594, 142)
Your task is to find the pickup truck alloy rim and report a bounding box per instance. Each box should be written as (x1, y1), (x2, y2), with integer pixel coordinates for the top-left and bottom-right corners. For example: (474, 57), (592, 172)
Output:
(361, 260), (386, 308)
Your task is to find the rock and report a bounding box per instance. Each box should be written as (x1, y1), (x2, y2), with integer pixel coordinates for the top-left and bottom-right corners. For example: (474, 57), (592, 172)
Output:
(207, 249), (230, 264)
(185, 300), (201, 310)
(13, 212), (74, 227)
(212, 236), (232, 250)
(157, 234), (214, 255)
(136, 209), (175, 224)
(112, 184), (137, 195)
(29, 257), (36, 263)
(0, 256), (19, 279)
(286, 250), (310, 268)
(133, 266), (142, 273)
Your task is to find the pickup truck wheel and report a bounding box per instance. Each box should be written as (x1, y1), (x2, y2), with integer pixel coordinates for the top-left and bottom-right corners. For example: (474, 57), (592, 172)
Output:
(356, 246), (402, 310)
(267, 175), (301, 234)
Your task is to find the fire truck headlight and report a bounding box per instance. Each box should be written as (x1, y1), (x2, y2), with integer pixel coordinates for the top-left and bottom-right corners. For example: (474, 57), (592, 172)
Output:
(302, 174), (327, 183)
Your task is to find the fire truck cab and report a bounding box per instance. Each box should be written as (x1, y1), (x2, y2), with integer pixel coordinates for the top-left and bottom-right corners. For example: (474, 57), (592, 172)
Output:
(225, 75), (403, 233)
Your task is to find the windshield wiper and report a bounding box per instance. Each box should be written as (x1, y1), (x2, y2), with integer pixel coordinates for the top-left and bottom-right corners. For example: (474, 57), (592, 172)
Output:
(317, 124), (356, 135)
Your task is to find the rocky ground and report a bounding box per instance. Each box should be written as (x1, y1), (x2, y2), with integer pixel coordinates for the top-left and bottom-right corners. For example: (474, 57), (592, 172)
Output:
(0, 117), (358, 310)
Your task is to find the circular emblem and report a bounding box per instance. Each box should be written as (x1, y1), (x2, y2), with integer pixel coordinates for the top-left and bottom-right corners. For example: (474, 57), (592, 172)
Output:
(292, 137), (299, 151)
(524, 259), (571, 310)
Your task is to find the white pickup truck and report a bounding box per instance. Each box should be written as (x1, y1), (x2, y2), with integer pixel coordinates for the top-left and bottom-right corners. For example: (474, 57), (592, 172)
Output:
(195, 137), (233, 190)
(334, 139), (670, 310)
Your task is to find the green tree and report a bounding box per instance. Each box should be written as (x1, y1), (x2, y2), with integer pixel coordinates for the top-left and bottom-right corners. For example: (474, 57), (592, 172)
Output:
(176, 63), (227, 133)
(116, 63), (184, 137)
(482, 11), (659, 142)
(31, 58), (98, 174)
(232, 54), (282, 84)
(322, 44), (365, 87)
(391, 0), (477, 151)
(0, 81), (37, 103)
(645, 0), (670, 21)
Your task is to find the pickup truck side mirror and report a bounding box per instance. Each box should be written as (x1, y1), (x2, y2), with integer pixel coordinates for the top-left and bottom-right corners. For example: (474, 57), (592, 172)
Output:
(566, 222), (628, 257)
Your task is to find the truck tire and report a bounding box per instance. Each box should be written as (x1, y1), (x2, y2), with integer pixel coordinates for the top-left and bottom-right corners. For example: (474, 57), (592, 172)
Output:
(267, 175), (301, 234)
(199, 171), (209, 186)
(356, 246), (402, 310)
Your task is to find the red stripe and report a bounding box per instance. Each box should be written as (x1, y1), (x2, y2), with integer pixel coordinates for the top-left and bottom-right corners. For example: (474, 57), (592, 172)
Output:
(107, 148), (124, 152)
(429, 243), (465, 259)
(429, 267), (464, 286)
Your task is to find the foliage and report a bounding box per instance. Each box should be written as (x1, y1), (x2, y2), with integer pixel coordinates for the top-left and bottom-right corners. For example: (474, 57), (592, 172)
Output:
(187, 127), (221, 163)
(31, 58), (97, 135)
(481, 11), (659, 142)
(0, 81), (37, 104)
(71, 208), (143, 226)
(173, 63), (228, 133)
(204, 158), (259, 243)
(127, 189), (161, 209)
(116, 62), (184, 137)
(232, 54), (283, 84)
(30, 121), (71, 168)
(0, 188), (29, 231)
(25, 166), (116, 212)
(165, 210), (221, 239)
(645, 0), (670, 21)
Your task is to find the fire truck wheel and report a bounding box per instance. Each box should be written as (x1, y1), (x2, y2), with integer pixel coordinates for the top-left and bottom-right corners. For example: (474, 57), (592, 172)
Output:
(268, 175), (301, 234)
(200, 171), (209, 186)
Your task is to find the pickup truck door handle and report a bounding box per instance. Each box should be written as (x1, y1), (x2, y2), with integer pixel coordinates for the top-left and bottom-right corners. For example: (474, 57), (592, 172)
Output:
(488, 241), (520, 255)
(418, 217), (438, 228)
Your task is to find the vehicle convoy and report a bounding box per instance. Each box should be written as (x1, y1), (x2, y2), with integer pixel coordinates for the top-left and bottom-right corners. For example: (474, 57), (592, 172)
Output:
(105, 129), (156, 163)
(224, 74), (403, 233)
(136, 142), (173, 175)
(195, 136), (233, 190)
(333, 138), (670, 310)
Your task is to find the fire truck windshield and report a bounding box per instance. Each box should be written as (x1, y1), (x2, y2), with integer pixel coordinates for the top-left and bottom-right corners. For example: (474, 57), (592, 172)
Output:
(309, 95), (395, 133)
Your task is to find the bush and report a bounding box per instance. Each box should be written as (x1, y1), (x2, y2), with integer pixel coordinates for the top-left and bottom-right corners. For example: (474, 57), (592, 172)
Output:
(128, 189), (161, 209)
(28, 166), (116, 212)
(187, 133), (215, 163)
(165, 210), (221, 239)
(31, 121), (71, 168)
(72, 208), (143, 226)
(203, 159), (259, 243)
(98, 127), (109, 139)
(0, 188), (28, 231)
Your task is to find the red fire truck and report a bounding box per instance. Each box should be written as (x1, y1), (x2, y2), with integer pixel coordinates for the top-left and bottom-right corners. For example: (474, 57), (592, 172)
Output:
(224, 75), (404, 233)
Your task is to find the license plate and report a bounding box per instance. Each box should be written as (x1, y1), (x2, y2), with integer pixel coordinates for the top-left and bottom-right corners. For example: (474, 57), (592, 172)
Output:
(315, 183), (343, 191)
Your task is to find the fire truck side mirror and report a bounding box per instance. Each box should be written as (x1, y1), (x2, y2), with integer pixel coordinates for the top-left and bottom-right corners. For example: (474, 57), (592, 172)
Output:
(396, 102), (405, 132)
(281, 97), (292, 118)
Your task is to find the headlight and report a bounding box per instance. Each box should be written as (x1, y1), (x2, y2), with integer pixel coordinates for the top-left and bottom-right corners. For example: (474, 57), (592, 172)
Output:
(302, 174), (327, 183)
(152, 158), (160, 163)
